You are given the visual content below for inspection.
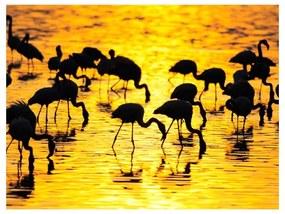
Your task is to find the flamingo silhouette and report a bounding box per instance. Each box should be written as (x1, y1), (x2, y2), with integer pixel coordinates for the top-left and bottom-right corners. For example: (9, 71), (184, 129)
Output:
(6, 100), (55, 159)
(223, 80), (265, 126)
(6, 15), (21, 63)
(168, 59), (197, 84)
(109, 49), (151, 102)
(153, 100), (206, 157)
(28, 87), (60, 122)
(18, 33), (44, 72)
(81, 47), (104, 79)
(229, 50), (257, 71)
(170, 83), (207, 127)
(57, 55), (91, 91)
(48, 45), (62, 79)
(225, 96), (252, 138)
(28, 79), (89, 124)
(267, 84), (279, 120)
(72, 52), (97, 78)
(255, 39), (276, 66)
(111, 103), (166, 148)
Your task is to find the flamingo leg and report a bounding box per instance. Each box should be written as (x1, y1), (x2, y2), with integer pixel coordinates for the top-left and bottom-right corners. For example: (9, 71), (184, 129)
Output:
(177, 120), (183, 146)
(67, 100), (71, 119)
(54, 100), (61, 121)
(6, 139), (14, 153)
(131, 122), (135, 148)
(112, 121), (124, 148)
(37, 105), (43, 122)
(242, 116), (246, 137)
(168, 72), (177, 85)
(161, 119), (175, 148)
(111, 78), (121, 92)
(124, 81), (129, 100)
(45, 105), (49, 123)
(236, 116), (239, 142)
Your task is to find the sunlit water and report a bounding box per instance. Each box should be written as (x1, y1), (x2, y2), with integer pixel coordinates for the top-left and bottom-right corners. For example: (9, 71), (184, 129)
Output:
(6, 5), (279, 209)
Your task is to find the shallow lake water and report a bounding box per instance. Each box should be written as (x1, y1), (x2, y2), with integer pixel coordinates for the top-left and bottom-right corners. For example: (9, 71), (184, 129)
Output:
(5, 5), (279, 209)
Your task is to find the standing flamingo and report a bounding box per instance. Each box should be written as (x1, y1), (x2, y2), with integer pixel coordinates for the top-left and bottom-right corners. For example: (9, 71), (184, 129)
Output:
(28, 79), (89, 124)
(223, 80), (265, 126)
(48, 45), (62, 79)
(225, 97), (252, 138)
(153, 100), (206, 157)
(57, 55), (91, 91)
(267, 84), (279, 120)
(6, 15), (21, 62)
(6, 100), (55, 159)
(111, 103), (166, 148)
(109, 49), (151, 103)
(248, 39), (276, 99)
(28, 87), (60, 122)
(229, 50), (257, 71)
(170, 83), (207, 127)
(18, 33), (44, 72)
(168, 59), (197, 84)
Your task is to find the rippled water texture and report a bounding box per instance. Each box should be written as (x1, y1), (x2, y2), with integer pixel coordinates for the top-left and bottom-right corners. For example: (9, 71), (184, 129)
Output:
(6, 5), (279, 209)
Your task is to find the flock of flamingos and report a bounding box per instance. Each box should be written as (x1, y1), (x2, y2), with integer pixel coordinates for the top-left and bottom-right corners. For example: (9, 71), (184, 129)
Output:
(6, 14), (279, 170)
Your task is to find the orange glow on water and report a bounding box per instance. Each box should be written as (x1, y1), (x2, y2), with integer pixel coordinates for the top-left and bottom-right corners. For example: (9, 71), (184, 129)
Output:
(6, 5), (278, 209)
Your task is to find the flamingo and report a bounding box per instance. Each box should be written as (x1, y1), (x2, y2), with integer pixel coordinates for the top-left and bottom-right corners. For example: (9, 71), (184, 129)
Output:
(109, 49), (151, 103)
(6, 15), (21, 62)
(28, 87), (60, 122)
(28, 79), (89, 124)
(170, 83), (207, 127)
(267, 84), (279, 120)
(255, 39), (276, 66)
(82, 47), (104, 79)
(223, 80), (265, 126)
(111, 103), (166, 148)
(48, 45), (62, 79)
(229, 50), (257, 71)
(6, 100), (55, 159)
(72, 52), (97, 77)
(57, 55), (91, 91)
(225, 97), (252, 137)
(168, 59), (197, 84)
(153, 100), (206, 157)
(18, 33), (44, 72)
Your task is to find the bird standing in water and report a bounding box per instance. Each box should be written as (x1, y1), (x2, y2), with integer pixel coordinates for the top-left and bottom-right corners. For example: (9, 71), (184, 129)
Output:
(111, 103), (166, 148)
(154, 100), (206, 158)
(18, 32), (44, 73)
(48, 45), (62, 79)
(170, 83), (207, 128)
(108, 49), (151, 103)
(6, 15), (21, 63)
(168, 60), (226, 107)
(225, 96), (252, 138)
(6, 101), (55, 160)
(168, 59), (197, 84)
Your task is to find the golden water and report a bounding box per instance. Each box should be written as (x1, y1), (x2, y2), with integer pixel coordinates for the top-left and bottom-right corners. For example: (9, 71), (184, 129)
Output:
(6, 5), (279, 209)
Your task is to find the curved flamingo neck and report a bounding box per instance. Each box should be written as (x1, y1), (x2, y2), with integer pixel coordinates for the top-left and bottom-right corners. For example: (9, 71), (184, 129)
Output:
(137, 117), (165, 137)
(257, 41), (263, 58)
(134, 81), (150, 102)
(8, 18), (12, 37)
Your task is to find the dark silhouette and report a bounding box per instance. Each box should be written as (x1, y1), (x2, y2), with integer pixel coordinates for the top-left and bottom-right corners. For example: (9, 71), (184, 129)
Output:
(57, 55), (91, 91)
(6, 63), (14, 87)
(248, 40), (276, 100)
(170, 83), (207, 128)
(223, 80), (265, 126)
(28, 87), (60, 122)
(48, 45), (62, 79)
(6, 101), (55, 159)
(28, 79), (89, 125)
(108, 49), (151, 103)
(111, 103), (166, 148)
(229, 50), (257, 71)
(168, 60), (226, 105)
(168, 59), (197, 84)
(267, 84), (279, 120)
(225, 96), (252, 138)
(18, 33), (44, 72)
(154, 100), (206, 158)
(6, 15), (21, 63)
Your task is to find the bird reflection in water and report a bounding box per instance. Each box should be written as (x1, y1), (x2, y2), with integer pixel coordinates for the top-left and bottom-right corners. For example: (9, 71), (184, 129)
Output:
(112, 147), (142, 183)
(155, 147), (196, 183)
(7, 155), (35, 199)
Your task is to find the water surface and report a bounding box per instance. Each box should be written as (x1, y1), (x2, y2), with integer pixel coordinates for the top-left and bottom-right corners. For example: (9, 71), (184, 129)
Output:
(6, 5), (279, 209)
